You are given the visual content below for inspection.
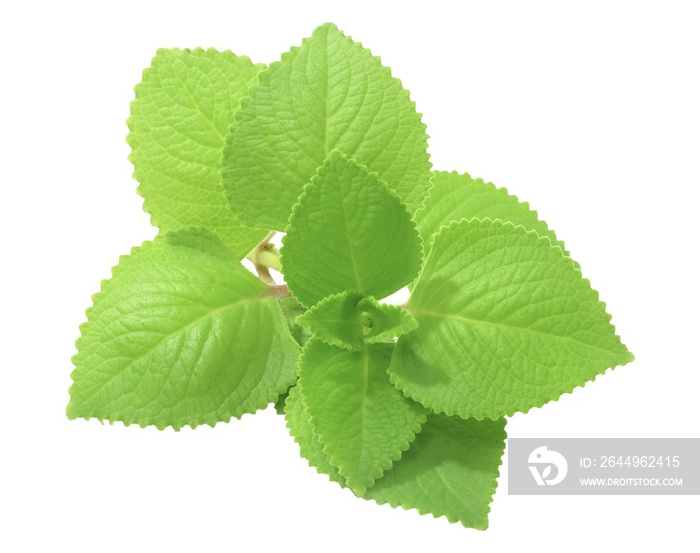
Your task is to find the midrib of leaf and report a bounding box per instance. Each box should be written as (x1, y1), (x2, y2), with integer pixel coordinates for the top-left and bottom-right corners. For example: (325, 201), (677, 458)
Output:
(409, 308), (620, 354)
(338, 193), (364, 290)
(357, 348), (370, 478)
(79, 295), (264, 405)
(321, 28), (330, 156)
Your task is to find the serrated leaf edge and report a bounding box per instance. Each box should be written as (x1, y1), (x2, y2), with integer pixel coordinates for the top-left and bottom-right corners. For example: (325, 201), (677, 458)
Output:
(297, 341), (428, 496)
(366, 418), (508, 530)
(126, 47), (268, 250)
(282, 386), (347, 488)
(295, 290), (366, 351)
(419, 170), (572, 260)
(221, 22), (434, 229)
(67, 229), (296, 431)
(280, 151), (425, 309)
(359, 296), (419, 344)
(393, 217), (635, 420)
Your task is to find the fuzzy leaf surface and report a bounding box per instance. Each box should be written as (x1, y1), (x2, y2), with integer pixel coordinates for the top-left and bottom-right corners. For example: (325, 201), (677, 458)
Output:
(365, 415), (506, 530)
(299, 339), (427, 495)
(128, 48), (267, 258)
(221, 22), (432, 230)
(415, 171), (567, 254)
(391, 218), (634, 418)
(282, 153), (422, 307)
(67, 229), (300, 429)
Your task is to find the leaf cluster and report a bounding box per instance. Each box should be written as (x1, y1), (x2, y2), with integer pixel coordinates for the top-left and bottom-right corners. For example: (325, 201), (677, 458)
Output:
(67, 23), (633, 530)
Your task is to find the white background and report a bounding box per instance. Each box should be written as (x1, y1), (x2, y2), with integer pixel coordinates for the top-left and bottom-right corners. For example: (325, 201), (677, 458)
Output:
(1, 1), (698, 551)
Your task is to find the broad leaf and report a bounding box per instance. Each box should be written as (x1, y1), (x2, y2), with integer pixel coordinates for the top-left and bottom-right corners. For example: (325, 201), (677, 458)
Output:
(221, 22), (432, 230)
(390, 218), (633, 418)
(365, 415), (506, 530)
(67, 229), (300, 429)
(281, 152), (422, 307)
(296, 291), (418, 351)
(415, 171), (567, 254)
(284, 383), (346, 486)
(127, 48), (268, 258)
(299, 339), (427, 495)
(285, 389), (506, 529)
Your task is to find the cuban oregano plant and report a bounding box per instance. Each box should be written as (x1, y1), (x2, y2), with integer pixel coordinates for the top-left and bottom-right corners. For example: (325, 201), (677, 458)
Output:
(67, 23), (634, 530)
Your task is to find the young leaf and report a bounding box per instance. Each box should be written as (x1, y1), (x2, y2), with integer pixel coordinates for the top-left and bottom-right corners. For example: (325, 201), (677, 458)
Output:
(415, 171), (567, 254)
(67, 228), (301, 430)
(297, 291), (419, 351)
(127, 48), (268, 258)
(296, 291), (367, 351)
(299, 339), (428, 495)
(284, 383), (346, 487)
(221, 22), (432, 230)
(358, 296), (418, 344)
(281, 152), (423, 307)
(390, 218), (634, 419)
(364, 415), (506, 530)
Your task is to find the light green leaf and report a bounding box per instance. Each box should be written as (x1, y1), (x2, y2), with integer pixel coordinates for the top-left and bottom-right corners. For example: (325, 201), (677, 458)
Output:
(297, 291), (419, 351)
(416, 171), (567, 254)
(274, 388), (293, 416)
(284, 383), (346, 487)
(296, 291), (367, 351)
(281, 152), (423, 308)
(67, 228), (301, 430)
(365, 415), (506, 530)
(127, 48), (268, 258)
(358, 296), (418, 345)
(221, 22), (432, 230)
(391, 218), (634, 419)
(299, 339), (427, 495)
(276, 294), (312, 347)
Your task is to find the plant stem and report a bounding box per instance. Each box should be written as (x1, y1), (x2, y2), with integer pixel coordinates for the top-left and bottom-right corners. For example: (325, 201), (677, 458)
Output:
(265, 284), (291, 298)
(248, 232), (282, 285)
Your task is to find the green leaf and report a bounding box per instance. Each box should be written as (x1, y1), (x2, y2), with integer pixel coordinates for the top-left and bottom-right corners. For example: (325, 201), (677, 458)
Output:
(221, 22), (432, 230)
(127, 48), (268, 258)
(67, 228), (301, 430)
(284, 374), (505, 529)
(416, 171), (568, 254)
(299, 339), (427, 495)
(276, 294), (312, 347)
(390, 218), (633, 418)
(358, 296), (418, 345)
(364, 415), (506, 530)
(281, 152), (423, 307)
(284, 383), (346, 487)
(297, 291), (419, 351)
(296, 291), (367, 351)
(274, 385), (295, 416)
